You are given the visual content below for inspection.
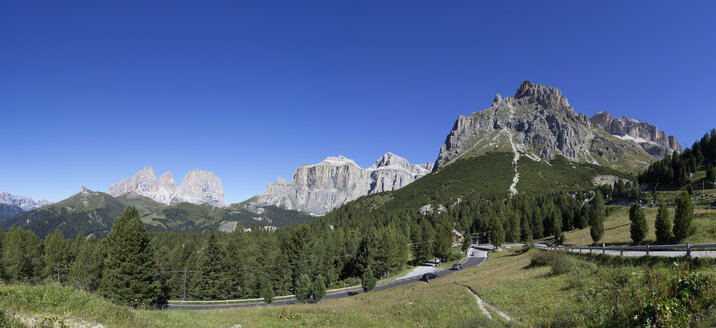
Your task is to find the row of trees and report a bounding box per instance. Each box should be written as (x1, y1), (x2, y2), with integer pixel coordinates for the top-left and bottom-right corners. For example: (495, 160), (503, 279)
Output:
(639, 129), (716, 187)
(629, 191), (695, 244)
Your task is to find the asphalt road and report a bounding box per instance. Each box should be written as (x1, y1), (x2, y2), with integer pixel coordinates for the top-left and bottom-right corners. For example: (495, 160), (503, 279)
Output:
(167, 246), (488, 310)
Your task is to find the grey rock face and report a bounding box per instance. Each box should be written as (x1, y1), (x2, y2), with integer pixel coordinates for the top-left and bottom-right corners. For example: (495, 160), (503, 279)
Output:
(255, 153), (432, 215)
(434, 81), (669, 171)
(0, 192), (52, 211)
(590, 111), (681, 158)
(108, 166), (225, 207)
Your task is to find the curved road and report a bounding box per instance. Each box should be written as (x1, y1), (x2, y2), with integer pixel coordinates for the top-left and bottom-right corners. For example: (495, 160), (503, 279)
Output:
(168, 246), (488, 310)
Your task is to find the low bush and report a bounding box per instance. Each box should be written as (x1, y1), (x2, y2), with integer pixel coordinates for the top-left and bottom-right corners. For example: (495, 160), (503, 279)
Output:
(529, 251), (575, 275)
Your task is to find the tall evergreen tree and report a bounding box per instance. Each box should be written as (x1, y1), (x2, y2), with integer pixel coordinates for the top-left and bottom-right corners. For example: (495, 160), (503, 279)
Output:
(520, 215), (532, 242)
(489, 216), (505, 248)
(191, 231), (231, 300)
(673, 191), (695, 241)
(312, 274), (326, 302)
(629, 203), (648, 243)
(294, 274), (312, 303)
(43, 229), (69, 281)
(654, 202), (672, 243)
(99, 207), (160, 308)
(589, 191), (605, 243)
(432, 224), (453, 261)
(361, 266), (376, 292)
(2, 226), (43, 283)
(70, 241), (105, 292)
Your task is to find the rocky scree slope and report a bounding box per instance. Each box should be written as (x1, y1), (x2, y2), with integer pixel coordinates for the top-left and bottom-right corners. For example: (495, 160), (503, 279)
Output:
(254, 153), (433, 215)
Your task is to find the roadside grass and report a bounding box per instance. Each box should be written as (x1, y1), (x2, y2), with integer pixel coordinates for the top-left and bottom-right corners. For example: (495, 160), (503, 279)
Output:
(558, 206), (716, 246)
(0, 274), (489, 328)
(448, 248), (716, 327)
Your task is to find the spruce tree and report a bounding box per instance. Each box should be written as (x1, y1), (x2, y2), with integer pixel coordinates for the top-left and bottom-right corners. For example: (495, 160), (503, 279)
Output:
(629, 203), (648, 243)
(461, 233), (471, 252)
(191, 231), (231, 300)
(260, 277), (274, 304)
(43, 229), (69, 281)
(520, 215), (532, 242)
(654, 202), (672, 243)
(589, 191), (605, 243)
(99, 207), (160, 308)
(489, 216), (505, 248)
(361, 266), (376, 292)
(294, 274), (312, 303)
(312, 274), (326, 302)
(2, 226), (43, 283)
(70, 241), (105, 292)
(673, 191), (695, 241)
(432, 224), (453, 261)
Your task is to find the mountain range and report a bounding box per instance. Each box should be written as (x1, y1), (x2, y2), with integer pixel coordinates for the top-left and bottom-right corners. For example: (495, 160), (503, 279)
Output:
(107, 167), (225, 207)
(1, 81), (682, 237)
(253, 153), (433, 215)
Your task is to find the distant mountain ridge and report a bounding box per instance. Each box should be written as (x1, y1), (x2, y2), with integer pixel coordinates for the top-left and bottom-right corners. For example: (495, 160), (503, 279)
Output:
(254, 153), (433, 215)
(0, 192), (52, 211)
(590, 111), (681, 158)
(107, 166), (225, 207)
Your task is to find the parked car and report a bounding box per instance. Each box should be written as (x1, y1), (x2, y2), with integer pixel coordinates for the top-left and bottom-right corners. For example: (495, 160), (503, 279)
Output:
(451, 263), (464, 270)
(421, 272), (439, 281)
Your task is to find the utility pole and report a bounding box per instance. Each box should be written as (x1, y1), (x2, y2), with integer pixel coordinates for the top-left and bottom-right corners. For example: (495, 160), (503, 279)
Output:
(53, 266), (67, 284)
(163, 268), (198, 301)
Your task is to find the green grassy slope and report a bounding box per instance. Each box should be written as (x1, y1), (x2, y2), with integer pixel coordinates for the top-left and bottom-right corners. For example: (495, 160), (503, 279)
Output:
(343, 151), (631, 215)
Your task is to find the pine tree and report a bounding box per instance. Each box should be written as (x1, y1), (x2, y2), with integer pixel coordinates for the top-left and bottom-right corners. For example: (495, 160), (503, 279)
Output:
(191, 231), (231, 300)
(294, 274), (312, 303)
(520, 215), (532, 242)
(673, 192), (695, 241)
(432, 224), (453, 261)
(260, 277), (274, 304)
(70, 240), (105, 292)
(2, 226), (43, 283)
(589, 191), (605, 243)
(629, 203), (648, 243)
(361, 266), (376, 292)
(99, 207), (160, 308)
(654, 202), (672, 243)
(461, 232), (471, 252)
(552, 210), (564, 244)
(489, 216), (505, 248)
(312, 274), (326, 302)
(707, 163), (715, 181)
(43, 229), (69, 281)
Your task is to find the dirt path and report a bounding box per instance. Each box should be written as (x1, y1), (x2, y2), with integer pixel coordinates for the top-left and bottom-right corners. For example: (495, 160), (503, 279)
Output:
(462, 285), (515, 322)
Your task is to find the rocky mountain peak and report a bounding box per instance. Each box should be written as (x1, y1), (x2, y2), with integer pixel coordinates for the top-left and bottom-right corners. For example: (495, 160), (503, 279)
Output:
(434, 81), (673, 172)
(589, 111), (681, 158)
(255, 153), (431, 215)
(108, 167), (225, 207)
(0, 192), (52, 212)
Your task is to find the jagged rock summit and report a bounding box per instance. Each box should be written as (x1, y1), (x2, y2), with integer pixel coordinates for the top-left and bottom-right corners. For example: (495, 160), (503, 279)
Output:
(108, 166), (225, 207)
(0, 192), (52, 211)
(434, 81), (675, 172)
(255, 153), (433, 215)
(589, 111), (681, 158)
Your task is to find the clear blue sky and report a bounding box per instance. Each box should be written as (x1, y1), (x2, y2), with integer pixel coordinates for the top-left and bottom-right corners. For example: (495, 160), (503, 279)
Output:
(1, 1), (715, 204)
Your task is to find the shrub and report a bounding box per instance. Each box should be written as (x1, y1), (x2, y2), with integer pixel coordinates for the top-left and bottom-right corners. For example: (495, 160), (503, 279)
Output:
(529, 251), (574, 275)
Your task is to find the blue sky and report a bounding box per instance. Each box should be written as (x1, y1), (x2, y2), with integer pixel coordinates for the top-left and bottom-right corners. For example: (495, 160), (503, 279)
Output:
(1, 1), (715, 204)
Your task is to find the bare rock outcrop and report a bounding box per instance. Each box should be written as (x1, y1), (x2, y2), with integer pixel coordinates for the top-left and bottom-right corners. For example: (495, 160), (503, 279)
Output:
(590, 111), (681, 158)
(255, 153), (432, 215)
(108, 166), (225, 207)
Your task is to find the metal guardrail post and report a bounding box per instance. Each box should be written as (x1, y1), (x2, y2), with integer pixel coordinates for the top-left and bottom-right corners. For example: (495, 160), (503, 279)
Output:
(687, 243), (691, 257)
(620, 246), (623, 256)
(646, 245), (649, 255)
(602, 243), (605, 254)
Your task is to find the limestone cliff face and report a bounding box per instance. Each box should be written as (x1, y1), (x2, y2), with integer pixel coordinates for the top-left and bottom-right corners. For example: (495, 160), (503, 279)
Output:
(255, 153), (432, 215)
(108, 166), (225, 207)
(434, 81), (669, 172)
(590, 111), (681, 158)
